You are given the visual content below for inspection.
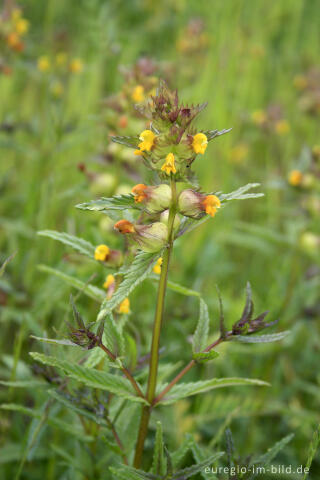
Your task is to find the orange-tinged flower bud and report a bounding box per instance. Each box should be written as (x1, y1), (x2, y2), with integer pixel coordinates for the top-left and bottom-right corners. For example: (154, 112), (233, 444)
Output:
(178, 189), (221, 219)
(192, 133), (208, 154)
(94, 244), (110, 261)
(114, 219), (135, 234)
(132, 184), (148, 203)
(288, 170), (303, 187)
(161, 153), (176, 175)
(132, 183), (171, 213)
(114, 220), (168, 252)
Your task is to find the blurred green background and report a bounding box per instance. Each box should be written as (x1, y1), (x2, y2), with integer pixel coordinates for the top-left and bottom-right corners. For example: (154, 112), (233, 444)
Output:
(1, 0), (319, 478)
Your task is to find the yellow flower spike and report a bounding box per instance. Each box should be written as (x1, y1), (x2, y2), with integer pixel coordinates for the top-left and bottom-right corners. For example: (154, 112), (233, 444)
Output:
(153, 257), (163, 275)
(94, 244), (110, 261)
(161, 153), (176, 175)
(69, 58), (83, 73)
(15, 18), (29, 35)
(202, 195), (221, 217)
(192, 133), (208, 155)
(103, 274), (115, 290)
(275, 119), (290, 136)
(138, 130), (156, 152)
(251, 110), (266, 126)
(288, 170), (303, 187)
(132, 85), (145, 103)
(119, 298), (130, 314)
(37, 56), (50, 72)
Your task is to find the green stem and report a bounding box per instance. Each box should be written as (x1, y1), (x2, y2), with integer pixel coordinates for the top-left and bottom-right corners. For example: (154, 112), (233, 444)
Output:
(133, 179), (177, 468)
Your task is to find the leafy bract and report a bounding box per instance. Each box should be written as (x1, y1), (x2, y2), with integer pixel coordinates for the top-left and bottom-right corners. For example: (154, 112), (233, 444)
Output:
(37, 230), (95, 257)
(158, 377), (270, 405)
(76, 193), (137, 213)
(97, 251), (160, 321)
(29, 352), (147, 404)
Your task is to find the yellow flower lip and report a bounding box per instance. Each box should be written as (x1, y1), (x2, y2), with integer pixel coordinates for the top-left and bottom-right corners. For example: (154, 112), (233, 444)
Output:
(103, 274), (115, 290)
(202, 195), (221, 217)
(192, 133), (208, 155)
(161, 153), (177, 175)
(118, 297), (130, 314)
(94, 244), (110, 261)
(153, 257), (163, 274)
(137, 130), (156, 153)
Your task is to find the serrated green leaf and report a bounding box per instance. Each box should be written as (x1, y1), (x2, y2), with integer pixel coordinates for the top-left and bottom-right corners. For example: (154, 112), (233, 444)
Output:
(48, 390), (106, 426)
(97, 251), (160, 320)
(190, 440), (220, 480)
(29, 352), (147, 404)
(219, 183), (264, 201)
(30, 336), (76, 347)
(0, 380), (47, 388)
(171, 435), (194, 467)
(110, 465), (158, 480)
(193, 298), (210, 353)
(37, 230), (95, 257)
(303, 424), (320, 480)
(76, 193), (137, 213)
(204, 128), (232, 140)
(111, 135), (138, 148)
(172, 452), (224, 479)
(38, 265), (105, 302)
(250, 433), (294, 472)
(192, 350), (219, 363)
(0, 404), (94, 442)
(0, 252), (16, 277)
(158, 377), (270, 405)
(105, 314), (125, 357)
(233, 331), (290, 343)
(151, 421), (165, 476)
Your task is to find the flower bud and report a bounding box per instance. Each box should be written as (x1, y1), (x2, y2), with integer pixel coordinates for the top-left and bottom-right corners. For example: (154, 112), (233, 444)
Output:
(114, 220), (168, 253)
(132, 183), (172, 213)
(178, 189), (221, 219)
(160, 209), (180, 233)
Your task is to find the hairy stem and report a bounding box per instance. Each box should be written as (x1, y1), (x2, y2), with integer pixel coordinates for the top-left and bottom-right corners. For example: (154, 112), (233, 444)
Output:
(153, 335), (229, 406)
(99, 343), (145, 399)
(133, 179), (177, 468)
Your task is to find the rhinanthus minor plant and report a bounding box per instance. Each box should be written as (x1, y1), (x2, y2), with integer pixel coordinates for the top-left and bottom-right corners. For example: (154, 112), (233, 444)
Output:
(26, 81), (290, 477)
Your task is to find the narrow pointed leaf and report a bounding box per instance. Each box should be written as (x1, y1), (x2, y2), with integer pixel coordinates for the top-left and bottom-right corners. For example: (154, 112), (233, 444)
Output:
(192, 298), (210, 353)
(38, 230), (95, 257)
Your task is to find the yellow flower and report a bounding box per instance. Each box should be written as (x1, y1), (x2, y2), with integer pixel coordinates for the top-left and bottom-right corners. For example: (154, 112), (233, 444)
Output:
(132, 85), (145, 103)
(37, 56), (50, 72)
(118, 297), (130, 314)
(161, 153), (176, 175)
(138, 130), (156, 152)
(94, 244), (110, 261)
(192, 133), (208, 155)
(202, 195), (221, 217)
(251, 110), (266, 126)
(103, 274), (115, 289)
(50, 81), (64, 98)
(69, 58), (83, 73)
(114, 219), (135, 234)
(55, 52), (67, 66)
(15, 18), (29, 35)
(275, 119), (290, 135)
(153, 257), (163, 275)
(288, 170), (303, 187)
